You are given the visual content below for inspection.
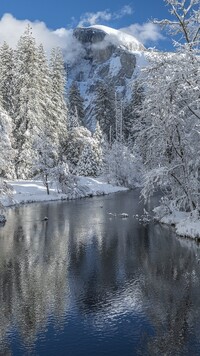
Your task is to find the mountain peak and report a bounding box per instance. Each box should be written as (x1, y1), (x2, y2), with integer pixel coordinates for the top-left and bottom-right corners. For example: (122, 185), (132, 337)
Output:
(74, 25), (145, 52)
(70, 25), (147, 130)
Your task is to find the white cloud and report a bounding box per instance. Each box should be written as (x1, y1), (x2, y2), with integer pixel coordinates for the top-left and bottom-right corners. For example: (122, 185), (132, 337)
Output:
(0, 13), (84, 63)
(116, 5), (133, 18)
(78, 5), (133, 27)
(120, 22), (165, 45)
(0, 13), (164, 64)
(78, 11), (112, 27)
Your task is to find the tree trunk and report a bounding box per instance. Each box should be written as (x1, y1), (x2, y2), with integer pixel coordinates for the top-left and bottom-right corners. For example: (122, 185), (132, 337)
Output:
(45, 174), (50, 195)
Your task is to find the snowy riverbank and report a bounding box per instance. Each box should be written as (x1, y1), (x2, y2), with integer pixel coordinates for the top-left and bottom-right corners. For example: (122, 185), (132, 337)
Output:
(0, 177), (128, 208)
(1, 178), (200, 240)
(154, 207), (200, 239)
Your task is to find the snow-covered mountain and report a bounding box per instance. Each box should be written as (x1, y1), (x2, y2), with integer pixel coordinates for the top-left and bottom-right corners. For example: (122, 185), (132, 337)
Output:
(67, 25), (147, 129)
(74, 25), (145, 52)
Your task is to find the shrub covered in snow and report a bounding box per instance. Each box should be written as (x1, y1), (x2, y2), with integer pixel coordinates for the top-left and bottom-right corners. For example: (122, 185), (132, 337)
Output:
(0, 179), (13, 219)
(105, 141), (143, 188)
(52, 162), (78, 195)
(65, 126), (92, 167)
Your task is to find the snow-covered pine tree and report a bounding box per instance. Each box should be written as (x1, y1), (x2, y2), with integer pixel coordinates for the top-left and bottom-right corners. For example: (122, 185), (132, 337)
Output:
(68, 106), (80, 130)
(93, 121), (103, 175)
(50, 47), (68, 150)
(94, 81), (115, 141)
(36, 43), (64, 155)
(0, 42), (15, 117)
(76, 142), (100, 177)
(0, 107), (15, 178)
(115, 92), (123, 142)
(93, 120), (103, 144)
(123, 81), (144, 142)
(65, 126), (92, 168)
(33, 45), (71, 190)
(68, 81), (84, 126)
(37, 44), (55, 134)
(13, 25), (45, 178)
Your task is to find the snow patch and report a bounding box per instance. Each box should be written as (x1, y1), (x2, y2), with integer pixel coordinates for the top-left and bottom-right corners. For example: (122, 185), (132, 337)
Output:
(0, 177), (128, 208)
(109, 56), (121, 76)
(176, 220), (200, 239)
(154, 206), (200, 239)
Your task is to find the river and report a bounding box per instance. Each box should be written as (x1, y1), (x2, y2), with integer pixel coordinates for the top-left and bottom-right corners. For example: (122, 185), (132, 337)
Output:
(0, 190), (200, 355)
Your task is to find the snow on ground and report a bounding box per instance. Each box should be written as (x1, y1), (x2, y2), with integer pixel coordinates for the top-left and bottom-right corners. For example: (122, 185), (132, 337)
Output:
(154, 206), (200, 239)
(176, 220), (200, 239)
(0, 177), (128, 208)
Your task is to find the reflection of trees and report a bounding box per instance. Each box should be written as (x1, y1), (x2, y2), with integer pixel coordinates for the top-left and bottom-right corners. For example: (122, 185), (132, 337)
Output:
(0, 194), (200, 354)
(138, 224), (200, 356)
(67, 216), (200, 355)
(0, 194), (144, 349)
(68, 216), (143, 314)
(0, 197), (112, 349)
(0, 202), (70, 349)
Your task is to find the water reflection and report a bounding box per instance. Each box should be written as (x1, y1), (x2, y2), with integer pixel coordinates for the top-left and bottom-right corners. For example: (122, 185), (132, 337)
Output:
(138, 224), (200, 356)
(0, 191), (200, 355)
(0, 203), (71, 352)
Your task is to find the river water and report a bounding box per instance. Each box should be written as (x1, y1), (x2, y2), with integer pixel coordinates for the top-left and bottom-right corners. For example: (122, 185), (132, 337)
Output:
(0, 190), (200, 355)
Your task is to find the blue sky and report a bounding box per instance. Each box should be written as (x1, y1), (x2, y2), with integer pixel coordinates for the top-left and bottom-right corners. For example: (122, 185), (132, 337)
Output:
(0, 0), (173, 51)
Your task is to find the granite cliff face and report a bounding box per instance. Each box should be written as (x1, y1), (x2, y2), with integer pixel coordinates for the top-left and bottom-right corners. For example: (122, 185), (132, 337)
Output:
(67, 25), (146, 129)
(73, 27), (106, 44)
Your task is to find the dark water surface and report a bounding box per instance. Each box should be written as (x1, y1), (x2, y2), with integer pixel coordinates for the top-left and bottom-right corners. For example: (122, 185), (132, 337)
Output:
(0, 190), (200, 356)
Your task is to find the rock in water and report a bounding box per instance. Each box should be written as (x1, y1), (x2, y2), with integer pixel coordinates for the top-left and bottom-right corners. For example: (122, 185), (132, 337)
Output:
(119, 213), (129, 218)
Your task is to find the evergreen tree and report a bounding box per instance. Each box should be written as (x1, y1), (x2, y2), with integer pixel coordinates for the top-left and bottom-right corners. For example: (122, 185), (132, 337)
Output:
(36, 44), (62, 148)
(0, 42), (15, 116)
(68, 81), (84, 127)
(0, 107), (15, 178)
(93, 121), (103, 174)
(115, 93), (123, 142)
(93, 120), (103, 143)
(37, 44), (54, 130)
(50, 47), (68, 149)
(75, 122), (103, 177)
(94, 82), (115, 141)
(33, 45), (70, 189)
(13, 26), (44, 178)
(68, 106), (80, 130)
(65, 126), (92, 168)
(76, 142), (100, 177)
(123, 81), (144, 142)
